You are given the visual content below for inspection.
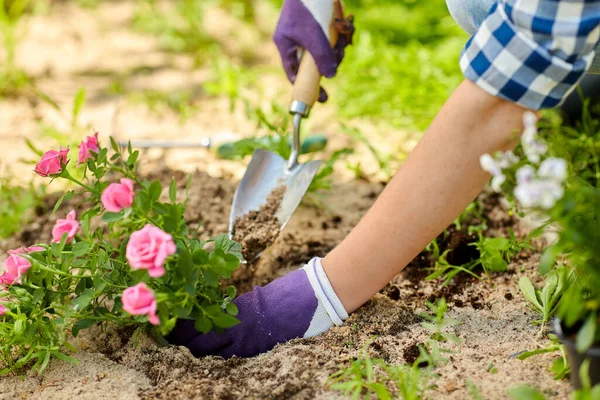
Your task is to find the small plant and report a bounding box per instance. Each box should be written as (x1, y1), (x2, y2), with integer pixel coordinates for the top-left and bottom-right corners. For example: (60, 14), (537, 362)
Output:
(327, 349), (431, 400)
(426, 231), (531, 286)
(519, 265), (574, 333)
(419, 298), (459, 343)
(0, 134), (241, 375)
(516, 334), (570, 380)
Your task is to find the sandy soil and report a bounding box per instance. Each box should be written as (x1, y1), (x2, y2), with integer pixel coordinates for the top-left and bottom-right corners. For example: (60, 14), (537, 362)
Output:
(0, 1), (571, 399)
(0, 168), (571, 400)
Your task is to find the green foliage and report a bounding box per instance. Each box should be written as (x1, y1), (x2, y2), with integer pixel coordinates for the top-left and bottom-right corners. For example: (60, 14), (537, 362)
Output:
(539, 104), (600, 188)
(574, 360), (600, 400)
(426, 231), (530, 286)
(128, 89), (199, 124)
(552, 181), (600, 350)
(0, 174), (44, 238)
(0, 137), (242, 375)
(508, 385), (547, 400)
(419, 298), (459, 344)
(516, 334), (569, 380)
(327, 348), (432, 400)
(485, 106), (600, 353)
(519, 266), (574, 332)
(466, 379), (483, 400)
(132, 0), (216, 59)
(333, 0), (466, 130)
(0, 0), (32, 96)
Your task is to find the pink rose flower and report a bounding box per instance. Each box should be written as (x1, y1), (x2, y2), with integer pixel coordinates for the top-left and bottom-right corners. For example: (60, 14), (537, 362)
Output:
(126, 224), (176, 278)
(35, 147), (70, 177)
(78, 132), (100, 165)
(122, 283), (159, 325)
(1, 246), (43, 285)
(52, 210), (79, 243)
(101, 178), (135, 212)
(0, 303), (6, 316)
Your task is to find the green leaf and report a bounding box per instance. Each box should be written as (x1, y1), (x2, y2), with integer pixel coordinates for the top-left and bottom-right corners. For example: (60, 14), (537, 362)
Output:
(203, 269), (218, 287)
(14, 319), (24, 336)
(482, 250), (508, 272)
(39, 351), (52, 374)
(72, 289), (95, 312)
(110, 136), (120, 153)
(102, 212), (124, 223)
(519, 277), (542, 312)
(74, 278), (88, 295)
(482, 237), (510, 251)
(169, 178), (177, 203)
(72, 319), (96, 337)
(177, 248), (194, 279)
(72, 88), (86, 122)
(539, 244), (560, 275)
(52, 351), (80, 365)
(576, 315), (596, 353)
(507, 385), (547, 400)
(52, 191), (74, 215)
(579, 359), (592, 390)
(148, 180), (162, 202)
(212, 313), (240, 329)
(34, 88), (61, 112)
(194, 315), (213, 334)
(516, 346), (560, 360)
(71, 242), (90, 257)
(226, 286), (236, 299)
(192, 249), (209, 265)
(370, 384), (392, 400)
(225, 303), (238, 316)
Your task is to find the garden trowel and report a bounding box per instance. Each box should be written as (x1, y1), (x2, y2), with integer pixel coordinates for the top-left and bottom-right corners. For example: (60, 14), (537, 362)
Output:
(228, 6), (347, 250)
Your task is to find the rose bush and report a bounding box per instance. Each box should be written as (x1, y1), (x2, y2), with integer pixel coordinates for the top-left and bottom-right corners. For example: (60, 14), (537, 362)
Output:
(0, 136), (241, 374)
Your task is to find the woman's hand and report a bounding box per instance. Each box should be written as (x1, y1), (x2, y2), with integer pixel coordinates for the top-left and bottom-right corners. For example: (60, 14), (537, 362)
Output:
(167, 258), (347, 358)
(273, 0), (354, 102)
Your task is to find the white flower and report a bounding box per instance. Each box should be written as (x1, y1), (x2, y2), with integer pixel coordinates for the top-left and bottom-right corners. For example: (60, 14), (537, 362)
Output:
(514, 179), (565, 209)
(538, 158), (567, 182)
(480, 154), (502, 177)
(491, 175), (506, 192)
(516, 165), (535, 184)
(520, 111), (547, 163)
(514, 181), (540, 208)
(480, 153), (507, 192)
(523, 140), (548, 164)
(539, 180), (564, 209)
(498, 151), (519, 168)
(523, 111), (538, 130)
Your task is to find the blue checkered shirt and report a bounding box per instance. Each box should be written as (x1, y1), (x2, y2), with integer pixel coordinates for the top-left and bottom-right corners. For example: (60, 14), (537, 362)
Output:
(461, 0), (600, 109)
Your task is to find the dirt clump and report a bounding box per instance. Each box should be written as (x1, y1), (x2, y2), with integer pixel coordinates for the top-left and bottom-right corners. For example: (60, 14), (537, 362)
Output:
(233, 186), (285, 262)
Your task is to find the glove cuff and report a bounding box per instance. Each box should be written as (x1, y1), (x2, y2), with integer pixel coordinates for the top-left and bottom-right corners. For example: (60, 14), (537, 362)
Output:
(302, 257), (348, 337)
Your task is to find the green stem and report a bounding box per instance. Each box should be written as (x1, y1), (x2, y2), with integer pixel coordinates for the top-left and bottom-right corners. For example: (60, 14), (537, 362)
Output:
(36, 265), (79, 278)
(61, 172), (97, 194)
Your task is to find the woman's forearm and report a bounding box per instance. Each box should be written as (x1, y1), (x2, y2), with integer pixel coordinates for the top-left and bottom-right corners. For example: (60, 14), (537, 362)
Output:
(323, 79), (528, 312)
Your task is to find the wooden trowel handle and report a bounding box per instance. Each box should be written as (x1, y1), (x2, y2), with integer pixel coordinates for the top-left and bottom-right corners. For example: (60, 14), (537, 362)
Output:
(291, 25), (339, 107)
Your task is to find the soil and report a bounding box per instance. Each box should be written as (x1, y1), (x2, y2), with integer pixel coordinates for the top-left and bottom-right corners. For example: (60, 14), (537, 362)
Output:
(0, 168), (571, 400)
(233, 186), (285, 262)
(0, 1), (572, 399)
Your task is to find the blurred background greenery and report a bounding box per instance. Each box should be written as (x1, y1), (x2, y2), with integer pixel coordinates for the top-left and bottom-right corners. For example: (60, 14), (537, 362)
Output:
(1, 0), (466, 129)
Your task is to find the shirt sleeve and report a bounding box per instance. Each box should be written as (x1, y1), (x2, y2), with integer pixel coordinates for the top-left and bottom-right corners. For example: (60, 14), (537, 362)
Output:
(460, 0), (600, 109)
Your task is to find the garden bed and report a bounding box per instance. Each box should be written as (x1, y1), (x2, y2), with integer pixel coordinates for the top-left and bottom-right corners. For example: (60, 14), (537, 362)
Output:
(0, 168), (570, 399)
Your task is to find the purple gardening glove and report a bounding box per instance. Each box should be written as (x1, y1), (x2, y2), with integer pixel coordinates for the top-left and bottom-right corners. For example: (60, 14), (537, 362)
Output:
(273, 0), (354, 102)
(167, 258), (348, 358)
